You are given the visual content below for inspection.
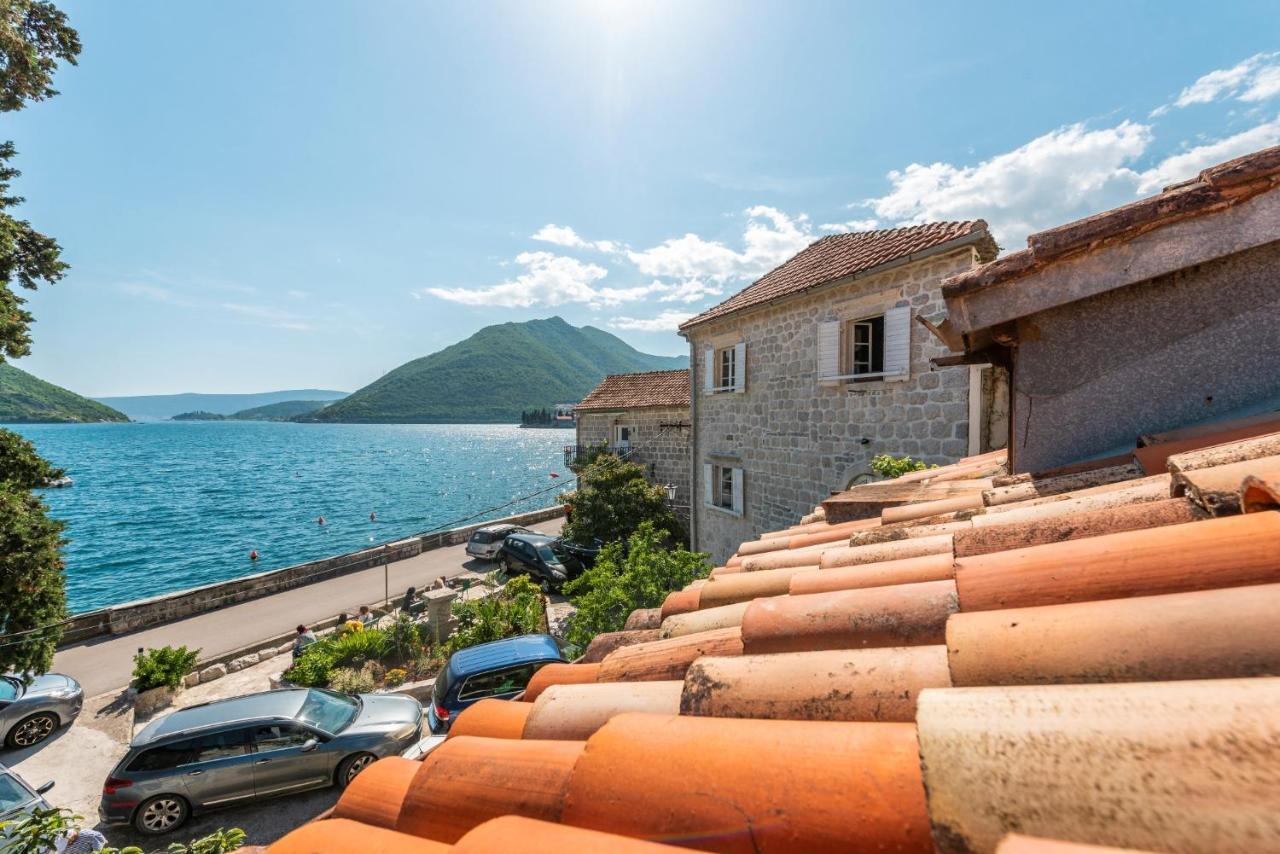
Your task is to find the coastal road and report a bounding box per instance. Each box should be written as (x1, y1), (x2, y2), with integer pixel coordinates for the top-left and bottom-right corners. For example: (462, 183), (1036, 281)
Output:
(53, 518), (564, 696)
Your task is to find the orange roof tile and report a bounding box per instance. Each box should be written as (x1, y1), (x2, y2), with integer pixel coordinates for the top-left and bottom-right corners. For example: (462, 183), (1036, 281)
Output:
(574, 369), (690, 411)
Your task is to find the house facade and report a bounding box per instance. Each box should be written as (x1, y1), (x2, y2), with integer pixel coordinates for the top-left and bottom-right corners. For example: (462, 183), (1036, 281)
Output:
(940, 145), (1280, 474)
(679, 221), (1002, 564)
(571, 369), (692, 528)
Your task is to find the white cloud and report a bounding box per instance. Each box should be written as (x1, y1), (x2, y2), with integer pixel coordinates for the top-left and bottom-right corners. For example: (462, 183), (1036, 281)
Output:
(819, 218), (881, 233)
(426, 251), (610, 308)
(607, 310), (695, 332)
(626, 206), (813, 285)
(862, 121), (1153, 247)
(1156, 52), (1280, 113)
(530, 223), (620, 254)
(1136, 116), (1280, 195)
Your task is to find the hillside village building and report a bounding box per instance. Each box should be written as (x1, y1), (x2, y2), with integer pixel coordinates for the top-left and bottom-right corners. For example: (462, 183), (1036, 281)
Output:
(679, 221), (1004, 563)
(938, 145), (1280, 473)
(571, 369), (692, 527)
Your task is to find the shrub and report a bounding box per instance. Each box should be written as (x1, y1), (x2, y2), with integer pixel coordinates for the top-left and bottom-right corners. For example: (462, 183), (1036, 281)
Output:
(164, 827), (247, 854)
(282, 651), (333, 688)
(328, 662), (377, 694)
(132, 645), (201, 691)
(870, 453), (937, 479)
(409, 648), (446, 681)
(558, 455), (684, 547)
(384, 668), (408, 687)
(328, 627), (389, 667)
(387, 614), (421, 661)
(446, 575), (545, 654)
(563, 522), (710, 649)
(339, 619), (364, 634)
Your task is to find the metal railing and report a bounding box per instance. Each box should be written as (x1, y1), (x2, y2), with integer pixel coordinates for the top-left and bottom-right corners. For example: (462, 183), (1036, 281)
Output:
(563, 444), (637, 468)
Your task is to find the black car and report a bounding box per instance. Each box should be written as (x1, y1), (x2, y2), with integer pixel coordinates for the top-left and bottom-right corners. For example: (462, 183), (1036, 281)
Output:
(496, 533), (579, 589)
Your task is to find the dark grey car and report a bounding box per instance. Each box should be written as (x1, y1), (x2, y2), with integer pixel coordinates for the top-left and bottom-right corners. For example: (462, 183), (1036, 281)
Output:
(1, 673), (84, 750)
(0, 762), (55, 842)
(100, 688), (422, 836)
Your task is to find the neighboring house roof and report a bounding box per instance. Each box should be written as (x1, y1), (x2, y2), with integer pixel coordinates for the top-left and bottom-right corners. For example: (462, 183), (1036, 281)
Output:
(942, 145), (1280, 334)
(575, 369), (690, 412)
(678, 220), (997, 333)
(268, 415), (1280, 854)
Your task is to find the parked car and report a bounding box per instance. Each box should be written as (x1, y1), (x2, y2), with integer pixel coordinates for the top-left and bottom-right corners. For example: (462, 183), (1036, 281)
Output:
(1, 672), (83, 750)
(556, 536), (603, 569)
(465, 523), (531, 560)
(427, 634), (565, 734)
(495, 532), (580, 589)
(0, 762), (55, 840)
(100, 687), (422, 836)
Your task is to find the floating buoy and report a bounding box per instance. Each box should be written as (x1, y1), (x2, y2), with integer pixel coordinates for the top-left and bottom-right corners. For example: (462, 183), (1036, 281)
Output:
(317, 516), (326, 525)
(249, 549), (259, 561)
(549, 472), (560, 478)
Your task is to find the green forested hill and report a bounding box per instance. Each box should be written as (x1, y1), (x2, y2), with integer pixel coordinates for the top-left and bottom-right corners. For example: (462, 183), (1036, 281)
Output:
(0, 364), (130, 423)
(231, 399), (335, 420)
(308, 317), (688, 423)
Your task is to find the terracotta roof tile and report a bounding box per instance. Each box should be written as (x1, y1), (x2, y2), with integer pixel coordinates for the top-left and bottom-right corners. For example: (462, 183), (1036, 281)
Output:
(680, 221), (995, 331)
(574, 369), (690, 411)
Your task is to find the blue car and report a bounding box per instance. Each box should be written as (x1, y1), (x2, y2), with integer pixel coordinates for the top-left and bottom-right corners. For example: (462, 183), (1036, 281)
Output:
(427, 634), (565, 733)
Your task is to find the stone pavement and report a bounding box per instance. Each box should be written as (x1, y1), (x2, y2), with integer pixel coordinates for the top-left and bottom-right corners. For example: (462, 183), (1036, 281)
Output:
(54, 519), (563, 697)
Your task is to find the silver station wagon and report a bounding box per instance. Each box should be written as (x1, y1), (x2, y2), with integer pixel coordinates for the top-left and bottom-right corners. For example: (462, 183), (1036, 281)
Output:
(100, 688), (421, 836)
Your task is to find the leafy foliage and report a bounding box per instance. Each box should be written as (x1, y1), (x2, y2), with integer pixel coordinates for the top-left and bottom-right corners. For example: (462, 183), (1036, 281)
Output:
(284, 626), (391, 687)
(387, 613), (422, 661)
(446, 574), (545, 653)
(870, 453), (937, 479)
(559, 455), (683, 547)
(327, 662), (378, 694)
(163, 827), (246, 854)
(132, 645), (200, 691)
(0, 362), (129, 422)
(0, 807), (245, 854)
(563, 522), (709, 648)
(281, 649), (333, 687)
(305, 316), (686, 423)
(328, 626), (389, 665)
(384, 667), (407, 687)
(0, 0), (79, 675)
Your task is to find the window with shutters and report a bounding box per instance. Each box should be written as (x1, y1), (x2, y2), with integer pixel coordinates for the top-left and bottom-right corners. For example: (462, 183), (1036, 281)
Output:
(845, 315), (885, 377)
(817, 306), (910, 384)
(705, 463), (743, 515)
(716, 346), (736, 390)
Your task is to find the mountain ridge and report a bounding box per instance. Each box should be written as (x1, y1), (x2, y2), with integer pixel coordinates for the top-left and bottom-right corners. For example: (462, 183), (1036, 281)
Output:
(307, 316), (688, 423)
(97, 389), (349, 420)
(0, 364), (130, 423)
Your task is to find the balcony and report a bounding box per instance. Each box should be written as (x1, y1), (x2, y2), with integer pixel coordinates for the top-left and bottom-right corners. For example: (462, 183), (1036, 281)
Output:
(564, 444), (636, 469)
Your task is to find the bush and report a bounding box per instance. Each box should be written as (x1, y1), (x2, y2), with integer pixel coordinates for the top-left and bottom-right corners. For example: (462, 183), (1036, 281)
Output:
(558, 455), (683, 547)
(387, 614), (421, 661)
(328, 627), (389, 667)
(384, 668), (407, 687)
(870, 453), (937, 479)
(282, 651), (333, 688)
(446, 575), (545, 654)
(164, 827), (247, 854)
(132, 645), (200, 691)
(563, 522), (710, 649)
(328, 662), (377, 694)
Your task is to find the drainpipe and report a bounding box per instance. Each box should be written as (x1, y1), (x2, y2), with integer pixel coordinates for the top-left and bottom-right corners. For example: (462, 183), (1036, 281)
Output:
(686, 335), (699, 550)
(967, 364), (984, 457)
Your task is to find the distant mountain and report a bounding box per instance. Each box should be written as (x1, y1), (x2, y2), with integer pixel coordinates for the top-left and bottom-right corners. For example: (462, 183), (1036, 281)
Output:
(97, 389), (348, 420)
(307, 316), (688, 423)
(229, 399), (336, 421)
(0, 364), (130, 423)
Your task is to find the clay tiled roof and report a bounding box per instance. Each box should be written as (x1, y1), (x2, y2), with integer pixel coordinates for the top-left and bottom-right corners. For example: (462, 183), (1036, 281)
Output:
(943, 144), (1280, 301)
(678, 220), (997, 332)
(268, 420), (1280, 854)
(574, 369), (690, 412)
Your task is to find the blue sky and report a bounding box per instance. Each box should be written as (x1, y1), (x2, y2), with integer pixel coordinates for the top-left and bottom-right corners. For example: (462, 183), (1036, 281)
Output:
(7, 0), (1279, 395)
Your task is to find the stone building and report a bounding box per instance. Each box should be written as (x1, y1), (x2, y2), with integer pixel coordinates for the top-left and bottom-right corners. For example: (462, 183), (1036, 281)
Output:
(571, 369), (692, 527)
(679, 221), (1002, 563)
(939, 144), (1280, 474)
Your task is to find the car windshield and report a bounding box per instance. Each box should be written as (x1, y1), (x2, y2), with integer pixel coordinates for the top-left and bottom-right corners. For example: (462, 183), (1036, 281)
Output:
(535, 544), (560, 564)
(0, 774), (33, 812)
(296, 689), (359, 734)
(0, 677), (19, 702)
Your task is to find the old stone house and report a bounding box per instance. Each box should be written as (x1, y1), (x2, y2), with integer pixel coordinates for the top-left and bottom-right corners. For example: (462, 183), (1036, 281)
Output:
(571, 369), (692, 527)
(678, 221), (1003, 564)
(939, 145), (1280, 473)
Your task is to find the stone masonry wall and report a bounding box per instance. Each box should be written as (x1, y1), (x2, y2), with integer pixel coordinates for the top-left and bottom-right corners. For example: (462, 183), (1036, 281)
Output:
(576, 407), (692, 529)
(688, 247), (984, 564)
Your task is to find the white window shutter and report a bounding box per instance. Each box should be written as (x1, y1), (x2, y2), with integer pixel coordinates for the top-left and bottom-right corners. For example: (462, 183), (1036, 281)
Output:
(816, 320), (841, 382)
(703, 463), (714, 506)
(733, 342), (746, 393)
(703, 347), (715, 393)
(883, 305), (911, 381)
(731, 467), (744, 515)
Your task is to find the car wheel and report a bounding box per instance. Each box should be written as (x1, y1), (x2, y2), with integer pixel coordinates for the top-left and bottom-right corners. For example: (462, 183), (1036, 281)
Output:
(499, 556), (513, 574)
(133, 794), (189, 836)
(337, 752), (377, 788)
(5, 712), (59, 749)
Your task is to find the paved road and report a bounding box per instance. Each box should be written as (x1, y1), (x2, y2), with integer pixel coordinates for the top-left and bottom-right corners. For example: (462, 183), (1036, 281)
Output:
(54, 519), (563, 696)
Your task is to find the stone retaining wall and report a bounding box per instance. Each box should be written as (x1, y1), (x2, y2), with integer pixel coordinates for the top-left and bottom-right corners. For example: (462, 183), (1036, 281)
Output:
(58, 504), (565, 646)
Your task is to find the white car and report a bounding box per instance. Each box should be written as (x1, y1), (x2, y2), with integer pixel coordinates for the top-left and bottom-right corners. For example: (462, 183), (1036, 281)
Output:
(464, 524), (529, 560)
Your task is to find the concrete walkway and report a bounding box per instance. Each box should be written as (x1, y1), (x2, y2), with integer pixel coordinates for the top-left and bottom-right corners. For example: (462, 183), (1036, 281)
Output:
(54, 519), (563, 697)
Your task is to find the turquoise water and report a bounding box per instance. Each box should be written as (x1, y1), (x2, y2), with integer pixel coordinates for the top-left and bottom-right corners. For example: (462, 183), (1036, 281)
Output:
(10, 422), (573, 613)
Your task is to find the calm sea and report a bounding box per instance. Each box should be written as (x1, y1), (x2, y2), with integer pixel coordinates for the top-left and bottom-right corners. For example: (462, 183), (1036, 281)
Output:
(10, 422), (573, 613)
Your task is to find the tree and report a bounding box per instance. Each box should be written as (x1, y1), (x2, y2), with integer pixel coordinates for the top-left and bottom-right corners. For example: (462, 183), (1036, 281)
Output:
(562, 522), (709, 649)
(558, 454), (684, 547)
(0, 0), (79, 675)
